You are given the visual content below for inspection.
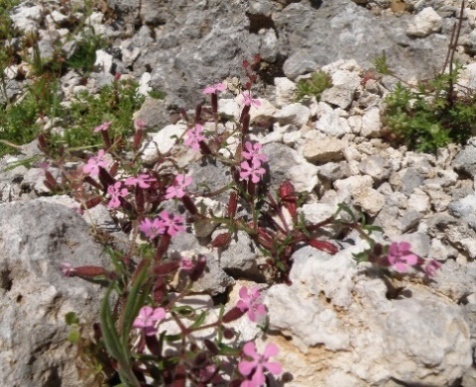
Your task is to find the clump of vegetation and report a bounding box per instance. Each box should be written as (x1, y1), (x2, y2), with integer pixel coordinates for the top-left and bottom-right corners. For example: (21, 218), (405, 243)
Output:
(381, 66), (476, 153)
(294, 70), (332, 102)
(48, 78), (146, 153)
(379, 1), (474, 153)
(0, 76), (61, 156)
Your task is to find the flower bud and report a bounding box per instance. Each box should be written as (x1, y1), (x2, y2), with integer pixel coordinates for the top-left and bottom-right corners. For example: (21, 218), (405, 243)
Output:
(308, 239), (338, 255)
(227, 192), (238, 218)
(211, 232), (232, 249)
(222, 307), (246, 323)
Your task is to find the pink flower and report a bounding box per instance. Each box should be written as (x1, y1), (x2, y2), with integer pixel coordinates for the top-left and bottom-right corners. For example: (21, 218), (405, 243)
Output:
(133, 306), (166, 336)
(242, 142), (267, 163)
(94, 121), (112, 132)
(82, 149), (109, 177)
(158, 211), (186, 236)
(61, 262), (74, 277)
(239, 342), (282, 387)
(237, 286), (267, 323)
(203, 82), (227, 94)
(184, 124), (206, 151)
(125, 174), (156, 189)
(424, 259), (441, 277)
(180, 257), (194, 271)
(83, 149), (109, 177)
(107, 182), (129, 209)
(165, 174), (193, 199)
(242, 92), (261, 108)
(239, 159), (266, 184)
(134, 119), (146, 130)
(139, 218), (165, 239)
(387, 242), (418, 273)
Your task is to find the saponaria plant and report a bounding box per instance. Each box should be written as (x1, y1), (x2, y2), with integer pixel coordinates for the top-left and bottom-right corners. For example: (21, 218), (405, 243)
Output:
(34, 56), (442, 385)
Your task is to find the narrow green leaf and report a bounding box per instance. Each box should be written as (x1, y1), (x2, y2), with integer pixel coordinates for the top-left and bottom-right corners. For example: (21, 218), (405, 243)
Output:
(120, 259), (151, 349)
(189, 311), (207, 330)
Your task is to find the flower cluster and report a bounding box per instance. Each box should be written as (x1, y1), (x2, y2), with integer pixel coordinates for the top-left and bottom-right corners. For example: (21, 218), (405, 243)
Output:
(184, 123), (205, 151)
(239, 141), (267, 183)
(83, 149), (110, 177)
(239, 342), (282, 387)
(237, 286), (267, 323)
(165, 174), (192, 199)
(139, 210), (186, 238)
(385, 241), (441, 277)
(133, 306), (166, 336)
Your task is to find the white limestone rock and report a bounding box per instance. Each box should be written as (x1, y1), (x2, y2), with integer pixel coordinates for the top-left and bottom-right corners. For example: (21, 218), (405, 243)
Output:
(274, 77), (297, 107)
(407, 7), (443, 38)
(315, 102), (351, 137)
(266, 246), (472, 386)
(140, 123), (188, 163)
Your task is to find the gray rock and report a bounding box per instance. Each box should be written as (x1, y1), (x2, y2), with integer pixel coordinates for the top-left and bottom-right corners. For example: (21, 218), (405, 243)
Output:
(400, 210), (423, 233)
(263, 142), (318, 193)
(407, 7), (443, 38)
(399, 167), (425, 195)
(430, 260), (476, 303)
(212, 230), (260, 275)
(0, 200), (111, 387)
(453, 142), (476, 179)
(315, 102), (351, 137)
(133, 97), (171, 131)
(321, 85), (354, 110)
(359, 155), (391, 182)
(266, 246), (472, 386)
(448, 195), (476, 231)
(302, 136), (348, 164)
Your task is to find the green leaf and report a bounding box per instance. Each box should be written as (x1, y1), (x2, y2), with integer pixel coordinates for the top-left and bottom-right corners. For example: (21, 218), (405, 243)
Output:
(100, 287), (141, 387)
(65, 311), (79, 326)
(67, 329), (81, 344)
(189, 311), (207, 330)
(120, 259), (151, 350)
(172, 305), (195, 317)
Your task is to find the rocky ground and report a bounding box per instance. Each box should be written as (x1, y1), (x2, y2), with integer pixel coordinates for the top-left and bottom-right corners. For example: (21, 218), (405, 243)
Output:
(3, 0), (476, 386)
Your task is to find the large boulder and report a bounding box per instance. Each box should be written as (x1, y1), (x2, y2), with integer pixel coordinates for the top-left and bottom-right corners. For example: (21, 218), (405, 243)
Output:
(104, 0), (456, 107)
(0, 200), (110, 387)
(265, 245), (472, 386)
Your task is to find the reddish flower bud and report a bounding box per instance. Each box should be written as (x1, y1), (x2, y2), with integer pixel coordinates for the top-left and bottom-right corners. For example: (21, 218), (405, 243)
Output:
(133, 129), (143, 151)
(98, 167), (115, 192)
(81, 196), (102, 210)
(43, 169), (58, 190)
(145, 334), (161, 356)
(114, 72), (121, 81)
(279, 181), (297, 218)
(211, 93), (218, 115)
(153, 261), (180, 275)
(203, 339), (219, 355)
(279, 180), (295, 200)
(190, 255), (207, 282)
(308, 239), (338, 255)
(195, 103), (202, 121)
(84, 176), (102, 190)
(181, 194), (198, 215)
(38, 133), (47, 150)
(223, 327), (235, 339)
(173, 364), (186, 387)
(227, 192), (238, 218)
(222, 307), (246, 323)
(69, 265), (107, 278)
(135, 186), (145, 213)
(155, 234), (171, 261)
(211, 232), (232, 249)
(198, 141), (212, 155)
(152, 276), (166, 303)
(240, 111), (250, 134)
